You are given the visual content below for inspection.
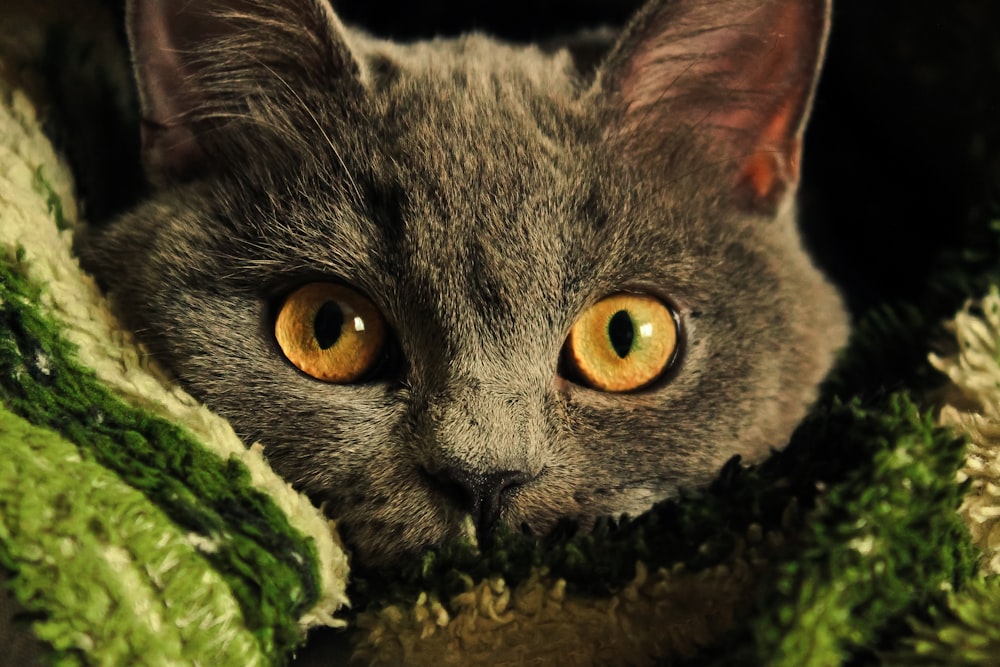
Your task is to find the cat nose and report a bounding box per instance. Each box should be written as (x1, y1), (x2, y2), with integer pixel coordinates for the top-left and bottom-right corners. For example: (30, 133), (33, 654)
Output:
(423, 467), (531, 541)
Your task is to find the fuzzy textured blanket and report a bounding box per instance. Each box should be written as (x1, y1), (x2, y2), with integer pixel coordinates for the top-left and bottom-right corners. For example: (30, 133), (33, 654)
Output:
(2, 2), (999, 665)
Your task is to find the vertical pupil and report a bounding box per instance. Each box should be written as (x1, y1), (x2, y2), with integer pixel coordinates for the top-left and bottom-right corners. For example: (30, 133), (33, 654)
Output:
(608, 310), (634, 358)
(313, 301), (344, 350)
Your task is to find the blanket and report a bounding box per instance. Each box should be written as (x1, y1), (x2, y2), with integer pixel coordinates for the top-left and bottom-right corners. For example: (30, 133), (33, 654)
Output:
(2, 2), (998, 665)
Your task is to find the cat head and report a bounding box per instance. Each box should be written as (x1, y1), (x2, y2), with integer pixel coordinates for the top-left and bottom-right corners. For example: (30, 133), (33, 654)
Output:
(76, 0), (846, 566)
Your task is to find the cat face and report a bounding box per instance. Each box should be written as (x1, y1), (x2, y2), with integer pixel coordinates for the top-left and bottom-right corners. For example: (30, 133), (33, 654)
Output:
(76, 0), (847, 565)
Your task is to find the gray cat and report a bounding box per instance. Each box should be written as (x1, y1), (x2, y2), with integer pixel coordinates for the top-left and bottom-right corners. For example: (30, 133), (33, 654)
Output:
(76, 0), (848, 566)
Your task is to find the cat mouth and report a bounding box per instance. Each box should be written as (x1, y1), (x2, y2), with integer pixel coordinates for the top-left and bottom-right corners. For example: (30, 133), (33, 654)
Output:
(315, 467), (608, 568)
(314, 475), (533, 566)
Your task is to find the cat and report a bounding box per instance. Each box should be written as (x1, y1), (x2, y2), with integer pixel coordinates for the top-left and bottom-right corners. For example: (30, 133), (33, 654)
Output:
(75, 0), (848, 567)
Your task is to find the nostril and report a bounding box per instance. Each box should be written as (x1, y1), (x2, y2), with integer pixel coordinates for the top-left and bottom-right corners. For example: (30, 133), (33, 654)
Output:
(420, 466), (533, 539)
(486, 471), (531, 508)
(421, 466), (478, 512)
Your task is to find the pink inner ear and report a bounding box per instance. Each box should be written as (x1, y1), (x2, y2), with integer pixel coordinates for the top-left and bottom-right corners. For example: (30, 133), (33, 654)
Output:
(737, 99), (804, 206)
(731, 1), (820, 205)
(132, 0), (194, 127)
(130, 0), (211, 180)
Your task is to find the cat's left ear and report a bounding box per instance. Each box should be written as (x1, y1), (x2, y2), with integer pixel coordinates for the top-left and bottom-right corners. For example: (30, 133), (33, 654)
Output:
(596, 0), (831, 214)
(128, 0), (362, 185)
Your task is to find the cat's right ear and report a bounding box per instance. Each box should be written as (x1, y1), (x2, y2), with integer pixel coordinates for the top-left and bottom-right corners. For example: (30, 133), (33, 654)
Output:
(595, 0), (831, 215)
(127, 0), (361, 185)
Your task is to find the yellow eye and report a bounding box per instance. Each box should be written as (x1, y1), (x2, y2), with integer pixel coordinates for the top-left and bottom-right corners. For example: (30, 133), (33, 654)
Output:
(563, 294), (678, 392)
(275, 283), (387, 383)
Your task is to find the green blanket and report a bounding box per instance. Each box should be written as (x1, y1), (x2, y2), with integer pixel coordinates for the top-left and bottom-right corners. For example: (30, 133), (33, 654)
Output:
(2, 2), (999, 665)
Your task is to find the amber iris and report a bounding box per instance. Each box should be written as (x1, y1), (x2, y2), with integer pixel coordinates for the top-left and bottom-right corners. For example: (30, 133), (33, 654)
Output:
(564, 293), (678, 392)
(275, 283), (387, 382)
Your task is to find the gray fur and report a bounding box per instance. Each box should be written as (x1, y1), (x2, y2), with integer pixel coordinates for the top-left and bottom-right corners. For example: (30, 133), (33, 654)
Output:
(76, 0), (847, 565)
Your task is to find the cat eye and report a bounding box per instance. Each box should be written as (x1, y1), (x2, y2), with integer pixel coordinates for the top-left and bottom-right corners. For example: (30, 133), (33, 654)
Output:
(274, 283), (388, 383)
(562, 294), (679, 392)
